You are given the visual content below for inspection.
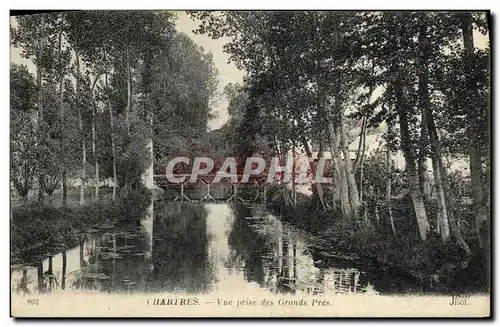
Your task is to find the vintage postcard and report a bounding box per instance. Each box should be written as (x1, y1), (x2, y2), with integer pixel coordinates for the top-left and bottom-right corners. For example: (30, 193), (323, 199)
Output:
(10, 10), (491, 318)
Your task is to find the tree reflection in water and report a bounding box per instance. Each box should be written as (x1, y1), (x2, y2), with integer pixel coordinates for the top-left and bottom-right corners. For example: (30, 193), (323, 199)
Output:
(151, 201), (213, 294)
(227, 204), (272, 287)
(227, 204), (374, 295)
(11, 202), (399, 296)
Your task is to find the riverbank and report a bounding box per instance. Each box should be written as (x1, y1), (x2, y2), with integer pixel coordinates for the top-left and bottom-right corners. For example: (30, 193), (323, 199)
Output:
(10, 187), (151, 265)
(266, 186), (489, 294)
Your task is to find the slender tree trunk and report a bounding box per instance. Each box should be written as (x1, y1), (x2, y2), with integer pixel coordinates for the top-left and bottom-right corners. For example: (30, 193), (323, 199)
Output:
(48, 256), (53, 275)
(48, 256), (53, 290)
(417, 57), (431, 202)
(360, 121), (367, 224)
(57, 21), (67, 206)
(75, 45), (85, 206)
(359, 119), (366, 206)
(79, 242), (84, 268)
(318, 137), (324, 159)
(292, 144), (297, 205)
(91, 75), (100, 201)
(319, 138), (334, 209)
(339, 109), (361, 213)
(37, 15), (45, 205)
(354, 114), (366, 172)
(421, 99), (451, 242)
(142, 73), (154, 190)
(279, 136), (291, 205)
(360, 118), (367, 170)
(425, 100), (471, 252)
(301, 137), (326, 210)
(417, 27), (449, 240)
(62, 171), (67, 206)
(430, 153), (450, 240)
(125, 46), (132, 137)
(460, 13), (489, 249)
(20, 268), (28, 294)
(386, 149), (396, 236)
(375, 190), (380, 225)
(427, 110), (473, 252)
(355, 92), (370, 209)
(105, 71), (117, 202)
(327, 119), (351, 217)
(122, 46), (132, 194)
(61, 249), (67, 290)
(418, 110), (431, 201)
(145, 117), (154, 189)
(37, 262), (43, 293)
(397, 91), (430, 241)
(442, 176), (472, 256)
(20, 167), (29, 206)
(359, 156), (364, 212)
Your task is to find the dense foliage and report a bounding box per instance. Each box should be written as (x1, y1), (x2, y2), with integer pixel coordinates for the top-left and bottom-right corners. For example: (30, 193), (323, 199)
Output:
(11, 11), (219, 205)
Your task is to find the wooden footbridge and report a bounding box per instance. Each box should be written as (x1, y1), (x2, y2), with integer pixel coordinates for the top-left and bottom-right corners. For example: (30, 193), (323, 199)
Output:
(153, 174), (270, 202)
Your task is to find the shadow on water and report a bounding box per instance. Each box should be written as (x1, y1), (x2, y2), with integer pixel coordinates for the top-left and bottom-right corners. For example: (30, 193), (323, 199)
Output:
(151, 201), (213, 294)
(227, 204), (380, 295)
(12, 199), (423, 296)
(227, 205), (272, 287)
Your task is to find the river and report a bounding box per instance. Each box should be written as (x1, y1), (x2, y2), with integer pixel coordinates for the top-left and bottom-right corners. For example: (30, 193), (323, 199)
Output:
(11, 200), (421, 297)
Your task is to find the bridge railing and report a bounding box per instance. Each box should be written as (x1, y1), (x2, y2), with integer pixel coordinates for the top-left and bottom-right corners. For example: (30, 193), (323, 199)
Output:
(153, 174), (269, 202)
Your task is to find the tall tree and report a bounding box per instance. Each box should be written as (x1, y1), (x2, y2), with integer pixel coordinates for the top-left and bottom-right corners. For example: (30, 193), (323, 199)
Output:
(65, 12), (87, 205)
(416, 18), (450, 240)
(11, 14), (48, 204)
(10, 64), (38, 204)
(459, 12), (489, 249)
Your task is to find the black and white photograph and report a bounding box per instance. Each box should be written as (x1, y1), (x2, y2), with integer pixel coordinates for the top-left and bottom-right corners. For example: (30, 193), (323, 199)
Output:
(9, 10), (491, 317)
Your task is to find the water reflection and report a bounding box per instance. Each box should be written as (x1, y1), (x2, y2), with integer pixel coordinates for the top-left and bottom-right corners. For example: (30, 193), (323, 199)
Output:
(227, 205), (374, 295)
(12, 201), (383, 296)
(151, 202), (213, 293)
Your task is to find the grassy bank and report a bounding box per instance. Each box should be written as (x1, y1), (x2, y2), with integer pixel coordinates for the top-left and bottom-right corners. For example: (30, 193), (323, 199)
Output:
(266, 186), (489, 293)
(11, 187), (151, 265)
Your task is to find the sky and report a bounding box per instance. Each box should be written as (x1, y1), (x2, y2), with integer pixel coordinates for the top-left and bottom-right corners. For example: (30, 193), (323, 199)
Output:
(10, 11), (489, 131)
(174, 12), (246, 130)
